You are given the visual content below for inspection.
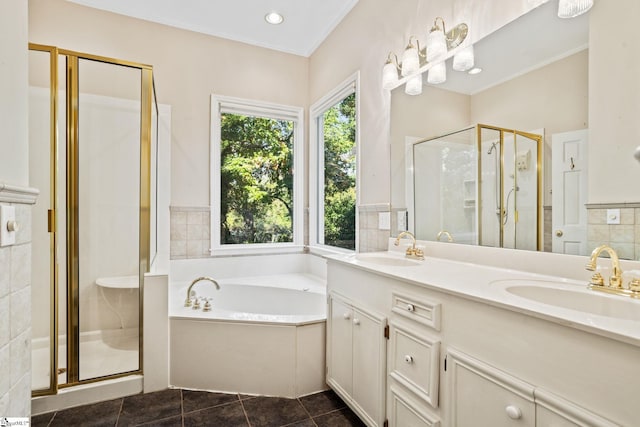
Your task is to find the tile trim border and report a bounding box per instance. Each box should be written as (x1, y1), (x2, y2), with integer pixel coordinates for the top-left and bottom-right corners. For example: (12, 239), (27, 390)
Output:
(586, 202), (640, 209)
(0, 183), (39, 205)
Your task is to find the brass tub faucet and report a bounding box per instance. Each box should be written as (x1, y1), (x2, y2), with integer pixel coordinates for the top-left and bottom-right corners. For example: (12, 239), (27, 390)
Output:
(185, 276), (221, 309)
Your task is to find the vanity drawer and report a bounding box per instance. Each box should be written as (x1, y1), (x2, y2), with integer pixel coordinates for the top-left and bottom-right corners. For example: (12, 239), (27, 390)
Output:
(389, 321), (440, 408)
(389, 384), (441, 427)
(391, 292), (441, 331)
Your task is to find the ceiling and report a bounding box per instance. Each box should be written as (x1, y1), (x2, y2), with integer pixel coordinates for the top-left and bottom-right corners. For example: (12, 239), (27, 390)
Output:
(438, 1), (589, 95)
(67, 0), (359, 57)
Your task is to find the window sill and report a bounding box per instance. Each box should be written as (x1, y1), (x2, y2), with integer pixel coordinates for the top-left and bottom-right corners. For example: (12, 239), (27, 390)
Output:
(307, 245), (354, 258)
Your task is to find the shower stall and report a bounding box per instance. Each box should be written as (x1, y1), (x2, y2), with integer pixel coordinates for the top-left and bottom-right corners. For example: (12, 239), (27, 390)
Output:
(28, 44), (159, 397)
(412, 124), (542, 250)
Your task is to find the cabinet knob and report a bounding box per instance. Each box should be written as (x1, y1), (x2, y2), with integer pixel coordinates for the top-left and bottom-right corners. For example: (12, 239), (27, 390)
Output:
(353, 318), (360, 326)
(406, 303), (415, 312)
(505, 405), (522, 420)
(404, 355), (414, 364)
(343, 313), (350, 320)
(6, 220), (19, 232)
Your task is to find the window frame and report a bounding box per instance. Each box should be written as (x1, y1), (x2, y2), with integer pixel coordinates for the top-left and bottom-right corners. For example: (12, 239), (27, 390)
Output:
(210, 94), (304, 255)
(309, 72), (360, 254)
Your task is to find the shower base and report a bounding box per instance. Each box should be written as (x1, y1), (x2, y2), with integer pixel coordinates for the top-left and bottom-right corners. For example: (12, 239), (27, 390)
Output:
(32, 327), (139, 390)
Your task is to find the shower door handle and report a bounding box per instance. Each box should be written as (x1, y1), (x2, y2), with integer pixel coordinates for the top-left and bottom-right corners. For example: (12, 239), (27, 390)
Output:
(555, 230), (564, 237)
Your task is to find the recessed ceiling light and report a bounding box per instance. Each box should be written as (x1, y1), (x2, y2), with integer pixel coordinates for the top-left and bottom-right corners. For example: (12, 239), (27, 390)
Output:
(468, 67), (483, 75)
(265, 12), (284, 25)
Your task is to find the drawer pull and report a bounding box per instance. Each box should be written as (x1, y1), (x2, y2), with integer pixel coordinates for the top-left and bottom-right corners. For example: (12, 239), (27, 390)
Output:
(343, 313), (351, 320)
(353, 318), (360, 326)
(406, 303), (416, 312)
(505, 405), (522, 420)
(404, 355), (414, 364)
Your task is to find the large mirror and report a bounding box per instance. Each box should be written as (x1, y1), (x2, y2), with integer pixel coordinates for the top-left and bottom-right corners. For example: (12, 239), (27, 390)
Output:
(390, 0), (594, 255)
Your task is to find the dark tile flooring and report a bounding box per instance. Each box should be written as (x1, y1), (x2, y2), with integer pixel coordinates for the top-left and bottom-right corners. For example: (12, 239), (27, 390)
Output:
(31, 388), (366, 427)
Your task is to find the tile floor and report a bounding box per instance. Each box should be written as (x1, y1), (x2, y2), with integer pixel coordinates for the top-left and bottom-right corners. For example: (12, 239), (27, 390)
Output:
(31, 388), (366, 427)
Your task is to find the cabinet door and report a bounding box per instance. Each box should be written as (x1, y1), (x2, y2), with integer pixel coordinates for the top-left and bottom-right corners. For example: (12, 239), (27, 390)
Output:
(327, 295), (353, 397)
(352, 305), (387, 427)
(448, 348), (535, 427)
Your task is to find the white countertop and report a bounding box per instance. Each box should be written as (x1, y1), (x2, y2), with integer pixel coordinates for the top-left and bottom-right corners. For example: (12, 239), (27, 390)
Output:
(327, 251), (640, 347)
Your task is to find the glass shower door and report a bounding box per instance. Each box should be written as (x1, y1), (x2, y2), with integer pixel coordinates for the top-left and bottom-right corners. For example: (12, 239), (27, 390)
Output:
(73, 58), (142, 382)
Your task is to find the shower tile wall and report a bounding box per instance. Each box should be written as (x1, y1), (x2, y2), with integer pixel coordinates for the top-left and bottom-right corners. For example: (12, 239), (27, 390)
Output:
(587, 206), (640, 260)
(0, 200), (34, 417)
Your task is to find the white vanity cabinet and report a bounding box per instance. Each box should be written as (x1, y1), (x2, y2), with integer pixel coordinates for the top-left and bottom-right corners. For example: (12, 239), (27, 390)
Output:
(327, 291), (387, 427)
(447, 348), (536, 427)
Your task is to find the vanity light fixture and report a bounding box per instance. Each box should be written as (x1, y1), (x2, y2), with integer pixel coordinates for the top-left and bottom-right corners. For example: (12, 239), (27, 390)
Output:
(427, 62), (446, 85)
(264, 11), (284, 25)
(401, 37), (421, 77)
(382, 17), (469, 94)
(453, 45), (475, 72)
(405, 74), (423, 96)
(382, 53), (400, 90)
(557, 0), (593, 18)
(426, 17), (447, 62)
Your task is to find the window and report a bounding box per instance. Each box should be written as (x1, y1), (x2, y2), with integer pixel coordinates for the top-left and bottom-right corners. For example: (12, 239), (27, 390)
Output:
(210, 95), (303, 254)
(310, 73), (359, 251)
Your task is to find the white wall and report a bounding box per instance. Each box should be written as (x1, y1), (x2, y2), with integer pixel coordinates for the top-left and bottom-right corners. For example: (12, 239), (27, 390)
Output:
(29, 0), (309, 208)
(0, 0), (32, 418)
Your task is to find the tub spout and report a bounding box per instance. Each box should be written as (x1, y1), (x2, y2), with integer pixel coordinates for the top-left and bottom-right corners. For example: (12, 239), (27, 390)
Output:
(184, 276), (221, 307)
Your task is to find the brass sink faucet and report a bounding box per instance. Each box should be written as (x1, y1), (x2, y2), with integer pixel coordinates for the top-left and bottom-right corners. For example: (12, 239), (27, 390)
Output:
(394, 231), (424, 260)
(585, 244), (640, 298)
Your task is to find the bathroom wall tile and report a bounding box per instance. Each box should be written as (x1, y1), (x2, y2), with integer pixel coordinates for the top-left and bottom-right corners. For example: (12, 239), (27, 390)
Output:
(377, 230), (390, 251)
(0, 390), (8, 416)
(187, 211), (204, 225)
(0, 246), (9, 298)
(610, 225), (634, 244)
(610, 243), (634, 261)
(10, 329), (29, 385)
(0, 295), (9, 347)
(14, 205), (31, 245)
(170, 240), (187, 258)
(0, 344), (10, 396)
(8, 372), (31, 417)
(587, 224), (609, 243)
(202, 223), (210, 240)
(170, 211), (187, 227)
(10, 287), (30, 339)
(635, 244), (640, 261)
(635, 208), (640, 225)
(358, 211), (368, 229)
(170, 223), (187, 241)
(587, 208), (606, 225)
(187, 224), (204, 241)
(201, 241), (210, 257)
(620, 208), (635, 225)
(187, 240), (203, 258)
(10, 243), (30, 292)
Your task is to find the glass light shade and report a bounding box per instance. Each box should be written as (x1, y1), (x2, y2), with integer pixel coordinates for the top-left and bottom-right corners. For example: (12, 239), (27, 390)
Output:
(452, 45), (474, 72)
(401, 45), (419, 77)
(405, 74), (423, 96)
(426, 28), (447, 62)
(427, 62), (446, 85)
(557, 0), (593, 18)
(382, 62), (399, 90)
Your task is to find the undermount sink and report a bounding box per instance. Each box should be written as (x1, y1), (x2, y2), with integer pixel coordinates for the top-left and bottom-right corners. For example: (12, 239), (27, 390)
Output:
(491, 279), (640, 321)
(353, 253), (421, 267)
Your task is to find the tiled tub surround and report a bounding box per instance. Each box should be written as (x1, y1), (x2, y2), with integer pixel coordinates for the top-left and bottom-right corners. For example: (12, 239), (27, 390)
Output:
(587, 204), (640, 260)
(170, 205), (393, 257)
(0, 186), (38, 417)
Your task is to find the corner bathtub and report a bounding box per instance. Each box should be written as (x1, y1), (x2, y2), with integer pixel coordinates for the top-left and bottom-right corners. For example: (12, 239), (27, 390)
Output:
(169, 274), (327, 398)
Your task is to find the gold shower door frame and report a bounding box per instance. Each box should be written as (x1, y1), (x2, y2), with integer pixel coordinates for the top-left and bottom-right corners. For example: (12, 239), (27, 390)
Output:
(476, 124), (543, 251)
(29, 44), (154, 396)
